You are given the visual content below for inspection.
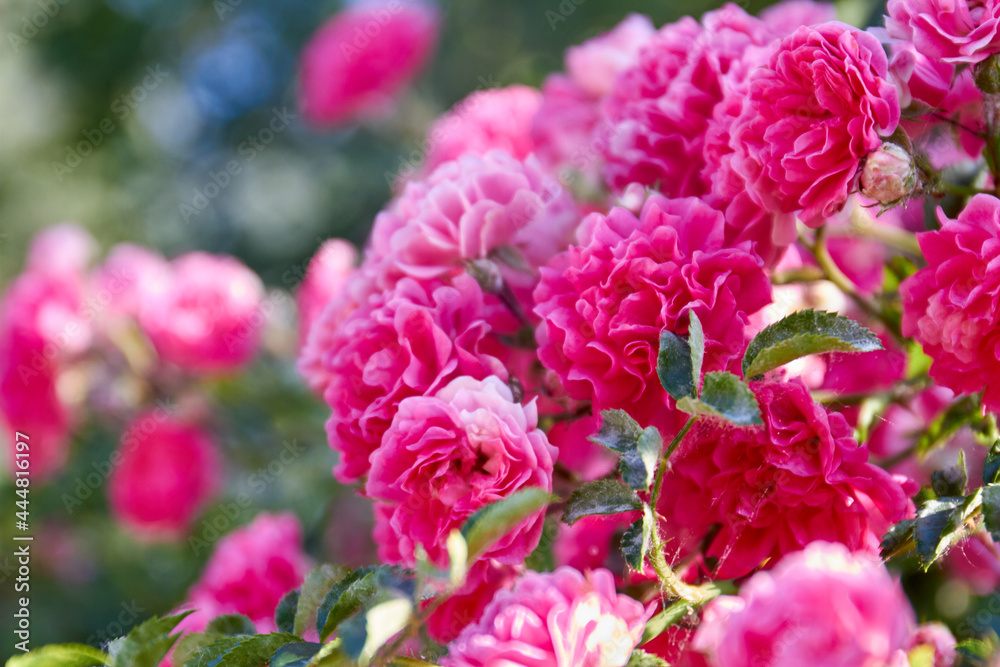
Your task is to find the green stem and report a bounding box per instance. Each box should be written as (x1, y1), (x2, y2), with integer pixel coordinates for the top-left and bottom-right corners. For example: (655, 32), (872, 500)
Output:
(839, 206), (923, 257)
(649, 417), (695, 512)
(648, 522), (702, 603)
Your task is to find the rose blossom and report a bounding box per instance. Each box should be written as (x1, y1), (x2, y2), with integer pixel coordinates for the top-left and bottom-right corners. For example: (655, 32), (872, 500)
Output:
(656, 379), (913, 579)
(108, 412), (222, 538)
(426, 560), (520, 644)
(161, 512), (312, 666)
(423, 86), (543, 173)
(138, 252), (265, 374)
(367, 375), (555, 568)
(442, 567), (650, 667)
(886, 0), (1000, 65)
(901, 194), (1000, 412)
(25, 223), (96, 278)
(693, 542), (938, 667)
(296, 239), (358, 349)
(533, 195), (770, 427)
(565, 14), (655, 99)
(320, 275), (508, 483)
(92, 243), (171, 320)
(731, 22), (900, 229)
(299, 0), (439, 126)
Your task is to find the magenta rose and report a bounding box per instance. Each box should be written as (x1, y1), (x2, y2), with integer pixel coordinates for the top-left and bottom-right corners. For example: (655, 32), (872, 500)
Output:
(901, 194), (1000, 413)
(423, 86), (542, 174)
(108, 411), (222, 539)
(320, 275), (508, 483)
(887, 0), (1000, 65)
(296, 239), (358, 350)
(367, 375), (555, 568)
(533, 195), (770, 427)
(731, 22), (900, 228)
(299, 0), (439, 127)
(442, 567), (650, 667)
(656, 379), (913, 579)
(138, 252), (265, 374)
(693, 542), (941, 666)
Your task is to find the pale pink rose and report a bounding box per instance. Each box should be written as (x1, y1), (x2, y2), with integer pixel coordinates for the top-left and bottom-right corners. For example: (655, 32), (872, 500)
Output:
(108, 411), (221, 539)
(424, 87), (542, 173)
(25, 223), (96, 278)
(168, 512), (311, 655)
(533, 195), (770, 428)
(907, 624), (958, 667)
(138, 252), (265, 374)
(442, 567), (650, 667)
(299, 0), (439, 126)
(886, 0), (1000, 64)
(901, 194), (1000, 413)
(759, 0), (838, 35)
(731, 22), (900, 229)
(319, 275), (508, 483)
(656, 379), (913, 579)
(694, 542), (923, 667)
(426, 561), (520, 643)
(92, 243), (171, 319)
(566, 14), (656, 99)
(0, 269), (90, 480)
(295, 239), (358, 349)
(367, 375), (555, 568)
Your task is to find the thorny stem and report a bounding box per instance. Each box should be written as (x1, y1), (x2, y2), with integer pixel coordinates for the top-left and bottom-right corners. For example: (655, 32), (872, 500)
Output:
(649, 417), (695, 513)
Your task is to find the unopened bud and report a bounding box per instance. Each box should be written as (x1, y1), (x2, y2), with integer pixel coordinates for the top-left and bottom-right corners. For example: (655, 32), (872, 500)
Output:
(860, 143), (915, 205)
(466, 258), (504, 294)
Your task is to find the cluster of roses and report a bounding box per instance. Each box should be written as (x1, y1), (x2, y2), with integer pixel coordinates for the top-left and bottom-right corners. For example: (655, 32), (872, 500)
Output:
(0, 224), (269, 536)
(284, 0), (1000, 663)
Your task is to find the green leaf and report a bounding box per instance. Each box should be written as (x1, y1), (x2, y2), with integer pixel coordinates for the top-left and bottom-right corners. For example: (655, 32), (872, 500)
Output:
(657, 330), (694, 400)
(462, 488), (553, 560)
(931, 451), (968, 498)
(294, 565), (347, 638)
(275, 590), (300, 635)
(270, 642), (324, 667)
(742, 310), (883, 379)
(984, 441), (1000, 485)
(676, 372), (762, 426)
(181, 633), (300, 667)
(357, 598), (413, 665)
(446, 529), (469, 587)
(7, 644), (108, 667)
(170, 634), (222, 667)
(317, 566), (378, 642)
(589, 409), (644, 454)
(626, 649), (668, 667)
(621, 505), (654, 570)
(205, 614), (257, 637)
(982, 484), (1000, 543)
(917, 395), (979, 456)
(108, 612), (193, 667)
(619, 427), (662, 491)
(688, 311), (705, 395)
(913, 491), (982, 570)
(641, 599), (697, 645)
(880, 519), (915, 561)
(563, 480), (642, 526)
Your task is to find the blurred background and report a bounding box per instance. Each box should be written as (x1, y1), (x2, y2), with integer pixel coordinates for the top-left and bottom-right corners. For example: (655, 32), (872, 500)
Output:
(0, 0), (892, 650)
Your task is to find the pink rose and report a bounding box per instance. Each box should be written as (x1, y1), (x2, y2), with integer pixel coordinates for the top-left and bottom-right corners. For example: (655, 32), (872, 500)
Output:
(547, 414), (618, 482)
(886, 0), (1000, 65)
(442, 567), (650, 667)
(554, 514), (634, 573)
(92, 243), (171, 320)
(138, 252), (265, 374)
(25, 223), (96, 279)
(565, 14), (656, 99)
(108, 411), (221, 539)
(731, 22), (900, 228)
(424, 87), (542, 173)
(890, 42), (956, 110)
(319, 275), (508, 483)
(299, 0), (439, 126)
(759, 0), (838, 36)
(533, 195), (770, 427)
(296, 239), (358, 349)
(426, 561), (520, 643)
(656, 379), (913, 579)
(901, 194), (1000, 413)
(694, 542), (923, 666)
(367, 375), (555, 568)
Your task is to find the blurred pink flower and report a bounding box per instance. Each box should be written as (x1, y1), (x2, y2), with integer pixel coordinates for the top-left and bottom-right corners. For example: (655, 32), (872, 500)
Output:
(92, 243), (171, 320)
(367, 375), (555, 568)
(25, 223), (96, 279)
(656, 379), (913, 579)
(442, 567), (650, 667)
(296, 239), (358, 350)
(299, 0), (439, 127)
(108, 411), (221, 539)
(138, 252), (265, 374)
(693, 542), (924, 666)
(426, 560), (520, 643)
(565, 14), (656, 99)
(886, 0), (1000, 64)
(901, 194), (1000, 413)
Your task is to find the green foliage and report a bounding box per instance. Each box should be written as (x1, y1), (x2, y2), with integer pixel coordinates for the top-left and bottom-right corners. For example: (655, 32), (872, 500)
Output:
(562, 480), (642, 525)
(621, 505), (654, 571)
(206, 614), (257, 637)
(982, 485), (1000, 543)
(625, 649), (669, 667)
(7, 644), (108, 667)
(275, 590), (300, 635)
(181, 633), (300, 667)
(984, 441), (1000, 485)
(676, 372), (762, 426)
(657, 330), (694, 400)
(931, 452), (968, 498)
(295, 565), (348, 638)
(742, 310), (883, 379)
(461, 488), (554, 560)
(317, 567), (379, 642)
(589, 410), (662, 491)
(107, 613), (192, 667)
(269, 642), (325, 667)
